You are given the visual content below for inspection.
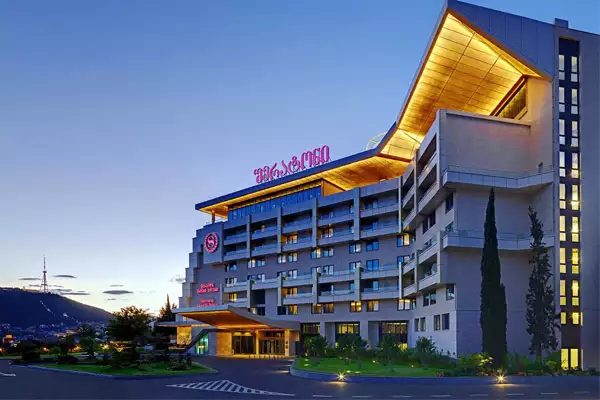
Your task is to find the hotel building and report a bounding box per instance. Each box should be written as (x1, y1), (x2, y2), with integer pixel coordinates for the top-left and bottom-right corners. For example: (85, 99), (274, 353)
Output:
(174, 0), (599, 369)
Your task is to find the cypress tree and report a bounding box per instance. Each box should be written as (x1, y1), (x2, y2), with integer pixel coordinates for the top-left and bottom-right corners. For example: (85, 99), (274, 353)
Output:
(526, 207), (559, 357)
(480, 188), (508, 365)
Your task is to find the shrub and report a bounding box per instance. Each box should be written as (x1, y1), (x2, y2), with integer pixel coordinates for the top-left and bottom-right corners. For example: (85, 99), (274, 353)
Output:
(415, 337), (436, 355)
(304, 336), (329, 359)
(79, 337), (98, 359)
(58, 336), (76, 356)
(456, 353), (494, 375)
(378, 335), (403, 367)
(17, 340), (41, 362)
(56, 355), (78, 365)
(50, 346), (61, 357)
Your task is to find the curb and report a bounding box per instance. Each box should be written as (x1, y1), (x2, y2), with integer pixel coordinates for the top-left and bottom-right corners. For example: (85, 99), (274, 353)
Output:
(17, 364), (218, 380)
(289, 365), (598, 385)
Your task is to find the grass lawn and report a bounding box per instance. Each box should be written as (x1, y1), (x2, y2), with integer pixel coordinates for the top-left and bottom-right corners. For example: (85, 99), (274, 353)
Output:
(295, 358), (449, 377)
(47, 362), (213, 376)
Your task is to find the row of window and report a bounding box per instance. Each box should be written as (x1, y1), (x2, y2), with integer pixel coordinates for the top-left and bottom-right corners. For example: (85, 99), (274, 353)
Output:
(559, 279), (580, 306)
(228, 186), (322, 220)
(349, 300), (380, 312)
(414, 313), (450, 332)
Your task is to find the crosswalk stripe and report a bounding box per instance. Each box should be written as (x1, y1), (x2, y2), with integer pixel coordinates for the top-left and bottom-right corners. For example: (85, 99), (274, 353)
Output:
(167, 379), (294, 396)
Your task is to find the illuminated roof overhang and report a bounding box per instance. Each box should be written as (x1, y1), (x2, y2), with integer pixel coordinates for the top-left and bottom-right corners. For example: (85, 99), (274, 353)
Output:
(197, 5), (550, 218)
(379, 9), (548, 156)
(175, 305), (300, 330)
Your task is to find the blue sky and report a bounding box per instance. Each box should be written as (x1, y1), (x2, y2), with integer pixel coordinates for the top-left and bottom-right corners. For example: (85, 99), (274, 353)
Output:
(1, 0), (597, 314)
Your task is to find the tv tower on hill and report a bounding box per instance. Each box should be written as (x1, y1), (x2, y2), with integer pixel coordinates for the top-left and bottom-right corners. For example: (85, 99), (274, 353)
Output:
(40, 256), (49, 293)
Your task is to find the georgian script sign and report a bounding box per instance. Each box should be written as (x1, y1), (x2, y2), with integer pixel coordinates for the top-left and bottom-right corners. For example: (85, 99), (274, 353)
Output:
(253, 145), (330, 184)
(196, 282), (219, 294)
(198, 299), (217, 307)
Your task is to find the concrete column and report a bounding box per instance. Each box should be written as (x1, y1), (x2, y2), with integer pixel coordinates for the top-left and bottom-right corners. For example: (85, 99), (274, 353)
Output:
(319, 322), (327, 339)
(360, 321), (370, 347)
(276, 209), (282, 254)
(311, 198), (318, 248)
(312, 269), (319, 304)
(354, 266), (361, 301)
(255, 332), (260, 355)
(353, 188), (360, 241)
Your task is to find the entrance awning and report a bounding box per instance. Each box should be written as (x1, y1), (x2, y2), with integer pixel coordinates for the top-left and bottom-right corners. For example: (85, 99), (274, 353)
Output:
(175, 305), (300, 331)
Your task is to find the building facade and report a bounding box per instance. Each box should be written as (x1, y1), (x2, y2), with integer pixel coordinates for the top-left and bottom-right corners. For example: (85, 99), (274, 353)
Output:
(175, 1), (599, 368)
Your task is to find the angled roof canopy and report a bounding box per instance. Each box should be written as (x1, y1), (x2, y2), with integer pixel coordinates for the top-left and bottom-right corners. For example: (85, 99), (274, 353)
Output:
(197, 4), (548, 218)
(175, 305), (300, 330)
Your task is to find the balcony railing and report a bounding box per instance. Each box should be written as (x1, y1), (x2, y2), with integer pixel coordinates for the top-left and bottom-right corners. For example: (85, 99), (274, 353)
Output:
(224, 232), (247, 241)
(360, 220), (399, 234)
(319, 210), (353, 220)
(360, 200), (398, 212)
(417, 238), (438, 256)
(251, 243), (277, 251)
(285, 292), (313, 299)
(363, 285), (397, 293)
(419, 152), (438, 177)
(441, 229), (553, 241)
(252, 226), (278, 234)
(226, 280), (247, 287)
(321, 228), (354, 239)
(284, 237), (312, 245)
(444, 164), (554, 179)
(225, 249), (247, 256)
(287, 273), (312, 280)
(284, 218), (312, 227)
(228, 297), (248, 303)
(320, 289), (354, 296)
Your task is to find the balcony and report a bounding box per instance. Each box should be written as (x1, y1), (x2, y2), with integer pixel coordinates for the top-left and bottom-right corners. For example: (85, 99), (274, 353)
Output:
(282, 292), (314, 305)
(402, 257), (416, 274)
(252, 277), (280, 290)
(441, 229), (555, 251)
(318, 229), (354, 246)
(227, 298), (249, 308)
(223, 281), (249, 293)
(318, 210), (354, 227)
(417, 181), (440, 214)
(282, 273), (313, 287)
(361, 286), (399, 300)
(418, 271), (440, 291)
(402, 209), (417, 231)
(360, 221), (399, 239)
(361, 264), (399, 280)
(318, 289), (355, 303)
(252, 226), (278, 240)
(282, 218), (312, 234)
(401, 185), (415, 210)
(224, 249), (249, 261)
(442, 165), (554, 190)
(223, 232), (247, 246)
(319, 269), (355, 284)
(417, 238), (438, 264)
(360, 201), (399, 218)
(282, 237), (312, 252)
(402, 283), (417, 297)
(251, 243), (278, 257)
(418, 152), (438, 188)
(359, 178), (399, 197)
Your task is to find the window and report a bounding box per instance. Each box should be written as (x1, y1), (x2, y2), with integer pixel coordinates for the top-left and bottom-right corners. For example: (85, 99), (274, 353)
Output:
(283, 287), (298, 297)
(445, 284), (455, 300)
(336, 323), (359, 335)
(572, 280), (579, 298)
(572, 121), (579, 138)
(287, 252), (298, 262)
(572, 248), (579, 274)
(414, 318), (420, 332)
(559, 119), (565, 145)
(321, 227), (333, 238)
(572, 312), (580, 325)
(363, 199), (379, 210)
(286, 269), (298, 279)
(349, 261), (361, 273)
(322, 265), (334, 275)
(434, 315), (441, 331)
(248, 259), (257, 268)
(572, 216), (579, 236)
(366, 300), (379, 312)
(225, 263), (237, 272)
(311, 266), (321, 275)
(445, 193), (454, 212)
(381, 322), (407, 336)
(277, 255), (287, 264)
(350, 301), (362, 313)
(285, 233), (298, 244)
(442, 313), (450, 330)
(397, 234), (410, 247)
(572, 153), (579, 178)
(225, 277), (237, 286)
(560, 247), (567, 273)
(322, 247), (334, 257)
(228, 293), (238, 302)
(420, 317), (426, 332)
(423, 213), (436, 233)
(311, 248), (322, 259)
(255, 273), (265, 282)
(559, 183), (566, 209)
(560, 216), (566, 241)
(398, 299), (416, 310)
(349, 242), (362, 253)
(571, 89), (579, 114)
(560, 280), (566, 306)
(496, 81), (527, 119)
(445, 222), (454, 233)
(255, 307), (265, 316)
(311, 304), (322, 314)
(558, 54), (565, 80)
(571, 185), (579, 210)
(288, 305), (298, 315)
(397, 255), (410, 267)
(559, 151), (566, 177)
(366, 259), (379, 271)
(559, 87), (565, 112)
(323, 303), (334, 314)
(302, 323), (320, 335)
(423, 290), (437, 306)
(561, 312), (567, 325)
(366, 239), (379, 251)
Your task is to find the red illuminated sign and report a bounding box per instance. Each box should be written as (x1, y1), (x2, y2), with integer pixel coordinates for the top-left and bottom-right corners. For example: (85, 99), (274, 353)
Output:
(196, 282), (219, 294)
(198, 299), (217, 307)
(204, 232), (219, 253)
(253, 145), (330, 184)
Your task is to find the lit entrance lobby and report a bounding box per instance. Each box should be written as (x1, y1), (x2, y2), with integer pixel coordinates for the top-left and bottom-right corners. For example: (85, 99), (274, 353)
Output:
(176, 305), (300, 357)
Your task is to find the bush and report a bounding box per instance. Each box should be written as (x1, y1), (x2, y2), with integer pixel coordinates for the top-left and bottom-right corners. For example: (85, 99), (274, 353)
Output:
(304, 336), (329, 358)
(455, 353), (494, 375)
(57, 355), (79, 365)
(17, 340), (41, 362)
(50, 346), (61, 357)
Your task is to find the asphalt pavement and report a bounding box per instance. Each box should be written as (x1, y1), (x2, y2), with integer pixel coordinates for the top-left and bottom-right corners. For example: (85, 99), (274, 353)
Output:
(0, 358), (598, 399)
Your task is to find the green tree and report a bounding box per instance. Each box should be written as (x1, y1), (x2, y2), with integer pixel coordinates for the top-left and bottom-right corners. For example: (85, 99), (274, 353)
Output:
(304, 336), (329, 359)
(106, 306), (151, 362)
(526, 207), (559, 357)
(479, 188), (507, 366)
(79, 337), (99, 359)
(336, 334), (367, 366)
(378, 334), (402, 369)
(76, 324), (96, 338)
(58, 335), (76, 356)
(157, 295), (176, 322)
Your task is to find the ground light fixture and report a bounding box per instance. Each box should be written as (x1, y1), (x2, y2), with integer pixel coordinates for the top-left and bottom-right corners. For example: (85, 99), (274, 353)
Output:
(496, 374), (506, 384)
(337, 372), (345, 381)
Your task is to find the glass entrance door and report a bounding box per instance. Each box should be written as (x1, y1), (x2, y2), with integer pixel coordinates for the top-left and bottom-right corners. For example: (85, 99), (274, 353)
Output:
(232, 334), (254, 354)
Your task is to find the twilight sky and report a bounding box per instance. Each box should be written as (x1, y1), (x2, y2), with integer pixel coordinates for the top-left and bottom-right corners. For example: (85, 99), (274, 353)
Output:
(1, 0), (598, 314)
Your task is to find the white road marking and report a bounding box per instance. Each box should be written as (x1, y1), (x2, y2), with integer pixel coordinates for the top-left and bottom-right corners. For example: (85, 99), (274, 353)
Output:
(312, 396), (333, 398)
(392, 396), (413, 398)
(431, 396), (452, 398)
(505, 394), (524, 397)
(541, 393), (558, 396)
(469, 395), (488, 398)
(0, 372), (16, 377)
(167, 379), (295, 396)
(352, 396), (372, 398)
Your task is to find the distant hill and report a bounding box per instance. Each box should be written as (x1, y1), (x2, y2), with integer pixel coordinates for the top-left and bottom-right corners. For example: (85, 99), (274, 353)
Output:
(0, 288), (112, 327)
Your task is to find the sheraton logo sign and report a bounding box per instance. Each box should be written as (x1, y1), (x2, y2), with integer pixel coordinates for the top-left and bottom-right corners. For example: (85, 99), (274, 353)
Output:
(253, 145), (330, 184)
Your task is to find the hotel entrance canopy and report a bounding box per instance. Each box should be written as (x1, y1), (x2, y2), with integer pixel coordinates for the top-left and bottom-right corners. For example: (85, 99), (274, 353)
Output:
(175, 305), (300, 331)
